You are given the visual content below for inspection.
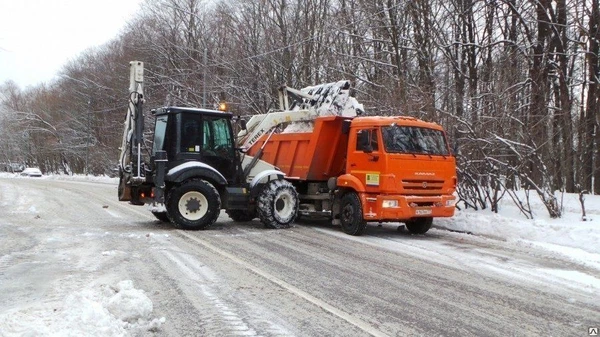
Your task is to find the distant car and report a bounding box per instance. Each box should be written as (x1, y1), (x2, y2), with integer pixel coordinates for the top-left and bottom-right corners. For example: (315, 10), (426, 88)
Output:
(20, 167), (43, 177)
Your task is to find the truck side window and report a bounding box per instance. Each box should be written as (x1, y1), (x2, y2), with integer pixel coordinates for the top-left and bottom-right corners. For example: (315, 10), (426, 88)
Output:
(356, 129), (378, 152)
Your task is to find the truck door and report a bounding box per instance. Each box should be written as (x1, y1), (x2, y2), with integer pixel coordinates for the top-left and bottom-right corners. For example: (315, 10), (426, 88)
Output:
(350, 128), (384, 192)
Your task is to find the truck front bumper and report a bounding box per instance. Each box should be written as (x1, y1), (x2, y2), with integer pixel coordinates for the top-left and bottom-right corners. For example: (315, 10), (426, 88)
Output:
(360, 194), (456, 221)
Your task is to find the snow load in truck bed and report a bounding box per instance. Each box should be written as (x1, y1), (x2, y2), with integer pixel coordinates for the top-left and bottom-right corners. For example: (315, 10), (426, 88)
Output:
(283, 80), (364, 133)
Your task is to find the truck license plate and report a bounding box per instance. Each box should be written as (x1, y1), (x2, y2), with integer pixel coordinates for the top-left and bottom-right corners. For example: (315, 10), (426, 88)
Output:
(415, 209), (432, 215)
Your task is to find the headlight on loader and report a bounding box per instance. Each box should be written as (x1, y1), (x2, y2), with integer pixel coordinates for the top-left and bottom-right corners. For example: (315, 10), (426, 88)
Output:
(382, 200), (399, 208)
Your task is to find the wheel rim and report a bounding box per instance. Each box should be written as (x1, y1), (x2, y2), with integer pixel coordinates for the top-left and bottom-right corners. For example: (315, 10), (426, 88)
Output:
(178, 191), (209, 221)
(341, 204), (354, 225)
(273, 190), (295, 223)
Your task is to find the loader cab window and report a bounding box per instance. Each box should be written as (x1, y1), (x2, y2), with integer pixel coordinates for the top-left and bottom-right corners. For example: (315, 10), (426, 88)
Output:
(181, 116), (203, 152)
(202, 116), (234, 160)
(356, 129), (379, 152)
(152, 115), (168, 155)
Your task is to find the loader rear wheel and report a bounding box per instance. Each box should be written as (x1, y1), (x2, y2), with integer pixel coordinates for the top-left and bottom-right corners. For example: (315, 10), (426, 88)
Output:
(151, 211), (170, 222)
(257, 180), (298, 229)
(340, 192), (367, 236)
(166, 179), (221, 230)
(226, 209), (256, 222)
(405, 217), (433, 234)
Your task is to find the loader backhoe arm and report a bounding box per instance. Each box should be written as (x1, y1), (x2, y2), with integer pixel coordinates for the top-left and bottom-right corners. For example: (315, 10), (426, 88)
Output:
(118, 61), (145, 201)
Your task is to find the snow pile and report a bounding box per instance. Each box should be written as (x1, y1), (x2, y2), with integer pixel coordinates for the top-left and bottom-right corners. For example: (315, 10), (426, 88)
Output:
(297, 80), (364, 117)
(0, 280), (165, 337)
(436, 191), (600, 269)
(282, 80), (364, 134)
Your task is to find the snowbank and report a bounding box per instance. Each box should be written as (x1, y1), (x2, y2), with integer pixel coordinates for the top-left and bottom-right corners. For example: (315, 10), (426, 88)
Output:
(0, 172), (118, 184)
(0, 280), (165, 337)
(436, 191), (600, 269)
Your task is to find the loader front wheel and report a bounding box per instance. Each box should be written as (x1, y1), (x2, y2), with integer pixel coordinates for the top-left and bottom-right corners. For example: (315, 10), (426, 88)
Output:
(166, 179), (221, 230)
(405, 217), (433, 234)
(340, 192), (367, 236)
(257, 180), (298, 229)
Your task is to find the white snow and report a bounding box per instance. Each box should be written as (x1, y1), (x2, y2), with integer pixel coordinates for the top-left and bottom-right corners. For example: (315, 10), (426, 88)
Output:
(436, 191), (600, 257)
(0, 172), (118, 184)
(298, 80), (364, 117)
(282, 80), (363, 133)
(0, 280), (165, 337)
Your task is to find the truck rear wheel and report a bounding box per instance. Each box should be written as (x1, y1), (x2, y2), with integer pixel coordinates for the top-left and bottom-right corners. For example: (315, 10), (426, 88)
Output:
(151, 211), (170, 222)
(166, 179), (221, 230)
(257, 180), (298, 229)
(226, 209), (256, 222)
(340, 192), (367, 236)
(405, 217), (433, 234)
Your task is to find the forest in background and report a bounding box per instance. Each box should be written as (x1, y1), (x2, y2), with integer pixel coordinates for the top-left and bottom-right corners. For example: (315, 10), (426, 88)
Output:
(0, 0), (598, 217)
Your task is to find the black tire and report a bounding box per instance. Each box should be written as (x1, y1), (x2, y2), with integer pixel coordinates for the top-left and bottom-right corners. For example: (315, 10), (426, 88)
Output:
(152, 211), (170, 222)
(226, 209), (256, 222)
(166, 179), (221, 230)
(257, 180), (299, 229)
(339, 192), (367, 236)
(406, 217), (433, 234)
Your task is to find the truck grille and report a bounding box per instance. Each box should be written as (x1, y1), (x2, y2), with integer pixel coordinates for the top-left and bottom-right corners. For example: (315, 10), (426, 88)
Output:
(402, 179), (445, 195)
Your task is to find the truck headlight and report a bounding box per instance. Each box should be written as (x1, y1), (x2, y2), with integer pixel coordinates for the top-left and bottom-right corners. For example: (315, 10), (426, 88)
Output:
(382, 200), (398, 208)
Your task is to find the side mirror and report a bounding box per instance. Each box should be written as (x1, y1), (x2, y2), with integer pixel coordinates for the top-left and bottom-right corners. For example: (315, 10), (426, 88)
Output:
(240, 119), (247, 131)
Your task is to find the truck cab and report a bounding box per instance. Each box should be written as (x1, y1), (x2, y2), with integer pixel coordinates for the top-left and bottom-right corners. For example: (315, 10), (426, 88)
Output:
(337, 116), (456, 233)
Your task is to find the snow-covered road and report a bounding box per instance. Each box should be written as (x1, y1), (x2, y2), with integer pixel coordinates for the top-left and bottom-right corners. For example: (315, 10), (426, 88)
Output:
(0, 176), (598, 336)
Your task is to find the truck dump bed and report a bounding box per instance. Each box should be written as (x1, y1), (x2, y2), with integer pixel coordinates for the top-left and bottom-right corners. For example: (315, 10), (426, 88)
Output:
(247, 116), (350, 181)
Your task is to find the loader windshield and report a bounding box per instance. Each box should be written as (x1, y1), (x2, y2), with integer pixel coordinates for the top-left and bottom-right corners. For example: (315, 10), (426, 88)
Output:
(382, 125), (449, 156)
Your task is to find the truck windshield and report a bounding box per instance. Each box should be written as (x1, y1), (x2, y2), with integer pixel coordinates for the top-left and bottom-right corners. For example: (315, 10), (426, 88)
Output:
(382, 125), (449, 155)
(152, 115), (168, 155)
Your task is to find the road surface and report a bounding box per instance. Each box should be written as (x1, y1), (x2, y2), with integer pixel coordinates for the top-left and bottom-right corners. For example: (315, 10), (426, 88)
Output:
(0, 177), (598, 336)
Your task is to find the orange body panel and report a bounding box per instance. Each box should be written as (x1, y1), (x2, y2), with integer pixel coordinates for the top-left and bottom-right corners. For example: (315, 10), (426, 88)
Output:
(247, 116), (349, 181)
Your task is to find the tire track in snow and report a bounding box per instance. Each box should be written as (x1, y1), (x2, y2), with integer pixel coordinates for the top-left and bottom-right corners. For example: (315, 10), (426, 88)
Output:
(177, 231), (390, 337)
(159, 248), (293, 336)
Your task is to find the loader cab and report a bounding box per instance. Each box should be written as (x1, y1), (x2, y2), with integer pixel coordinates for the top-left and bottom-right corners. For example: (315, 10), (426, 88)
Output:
(152, 107), (238, 182)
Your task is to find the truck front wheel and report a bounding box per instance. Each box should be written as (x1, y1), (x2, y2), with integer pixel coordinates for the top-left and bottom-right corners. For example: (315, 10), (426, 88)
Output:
(257, 180), (298, 229)
(340, 192), (367, 236)
(166, 179), (221, 230)
(405, 217), (433, 234)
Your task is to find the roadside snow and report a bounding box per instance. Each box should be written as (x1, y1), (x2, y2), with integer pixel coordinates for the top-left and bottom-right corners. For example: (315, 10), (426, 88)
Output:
(0, 172), (118, 184)
(0, 280), (164, 337)
(436, 191), (600, 268)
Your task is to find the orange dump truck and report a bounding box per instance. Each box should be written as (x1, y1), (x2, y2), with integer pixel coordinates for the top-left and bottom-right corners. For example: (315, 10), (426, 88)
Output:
(246, 114), (457, 235)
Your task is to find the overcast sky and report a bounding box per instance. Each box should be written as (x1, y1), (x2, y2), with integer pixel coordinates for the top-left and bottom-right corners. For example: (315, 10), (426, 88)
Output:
(0, 0), (143, 89)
